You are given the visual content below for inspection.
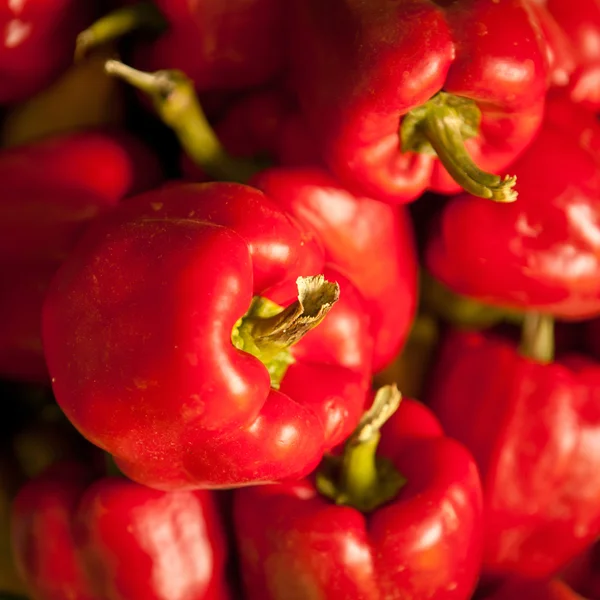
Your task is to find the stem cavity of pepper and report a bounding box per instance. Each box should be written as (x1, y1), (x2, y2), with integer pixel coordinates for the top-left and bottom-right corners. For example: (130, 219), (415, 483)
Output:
(519, 312), (555, 364)
(104, 59), (266, 183)
(231, 275), (340, 389)
(400, 91), (518, 203)
(316, 385), (407, 513)
(75, 2), (167, 62)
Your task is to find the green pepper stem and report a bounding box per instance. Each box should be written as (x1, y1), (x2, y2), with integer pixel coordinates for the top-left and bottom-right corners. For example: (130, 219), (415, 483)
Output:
(520, 312), (555, 364)
(75, 2), (167, 61)
(316, 386), (406, 512)
(232, 276), (340, 389)
(422, 105), (517, 203)
(104, 59), (264, 183)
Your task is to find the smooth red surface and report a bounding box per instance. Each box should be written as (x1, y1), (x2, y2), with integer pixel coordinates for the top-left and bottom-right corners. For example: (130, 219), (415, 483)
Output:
(0, 0), (94, 104)
(134, 0), (284, 91)
(288, 0), (548, 203)
(252, 167), (418, 372)
(42, 183), (372, 490)
(234, 398), (483, 599)
(427, 328), (600, 579)
(427, 122), (600, 318)
(11, 462), (229, 600)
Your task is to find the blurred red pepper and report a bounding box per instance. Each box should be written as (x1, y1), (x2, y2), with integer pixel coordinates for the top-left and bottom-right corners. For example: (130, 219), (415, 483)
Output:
(251, 167), (418, 373)
(288, 0), (548, 203)
(79, 0), (284, 93)
(427, 321), (600, 579)
(234, 387), (483, 600)
(426, 120), (600, 319)
(0, 0), (95, 104)
(543, 0), (600, 110)
(12, 462), (229, 600)
(42, 183), (373, 490)
(0, 130), (161, 383)
(0, 129), (161, 268)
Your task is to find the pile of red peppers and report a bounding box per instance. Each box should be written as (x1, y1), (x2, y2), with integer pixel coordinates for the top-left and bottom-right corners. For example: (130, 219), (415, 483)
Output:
(3, 0), (600, 598)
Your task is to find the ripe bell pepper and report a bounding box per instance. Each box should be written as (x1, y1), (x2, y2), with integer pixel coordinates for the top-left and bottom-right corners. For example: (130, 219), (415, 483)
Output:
(426, 119), (600, 319)
(233, 386), (483, 600)
(427, 319), (600, 579)
(251, 167), (418, 372)
(0, 129), (161, 383)
(287, 0), (548, 203)
(0, 0), (95, 104)
(104, 62), (419, 372)
(11, 462), (229, 600)
(42, 183), (373, 490)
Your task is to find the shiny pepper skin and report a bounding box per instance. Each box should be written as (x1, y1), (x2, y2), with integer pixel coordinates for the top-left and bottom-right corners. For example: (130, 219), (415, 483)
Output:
(233, 398), (483, 600)
(427, 328), (600, 579)
(0, 0), (95, 104)
(134, 0), (285, 92)
(42, 183), (373, 490)
(287, 0), (548, 203)
(11, 462), (229, 600)
(426, 122), (600, 319)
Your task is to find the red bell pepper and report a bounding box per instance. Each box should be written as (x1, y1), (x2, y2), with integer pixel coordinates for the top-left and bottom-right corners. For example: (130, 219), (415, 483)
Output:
(42, 182), (373, 490)
(562, 541), (600, 599)
(251, 167), (418, 372)
(427, 320), (600, 579)
(426, 119), (600, 319)
(11, 462), (229, 600)
(78, 0), (284, 92)
(0, 129), (161, 383)
(233, 386), (483, 599)
(287, 0), (548, 203)
(99, 63), (419, 373)
(0, 0), (94, 104)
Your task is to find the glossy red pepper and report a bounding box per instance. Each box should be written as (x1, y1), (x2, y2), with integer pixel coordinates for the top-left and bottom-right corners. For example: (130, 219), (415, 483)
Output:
(11, 462), (229, 600)
(0, 0), (95, 104)
(426, 121), (600, 319)
(42, 182), (373, 490)
(233, 390), (483, 600)
(427, 326), (600, 579)
(288, 0), (548, 204)
(0, 130), (161, 383)
(251, 167), (418, 372)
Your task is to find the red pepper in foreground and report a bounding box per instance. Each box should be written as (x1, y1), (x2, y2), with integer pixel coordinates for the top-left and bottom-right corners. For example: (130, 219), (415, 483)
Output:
(251, 167), (418, 372)
(288, 0), (548, 203)
(42, 183), (373, 490)
(234, 387), (483, 600)
(11, 462), (229, 600)
(427, 321), (600, 579)
(0, 0), (94, 104)
(426, 120), (600, 319)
